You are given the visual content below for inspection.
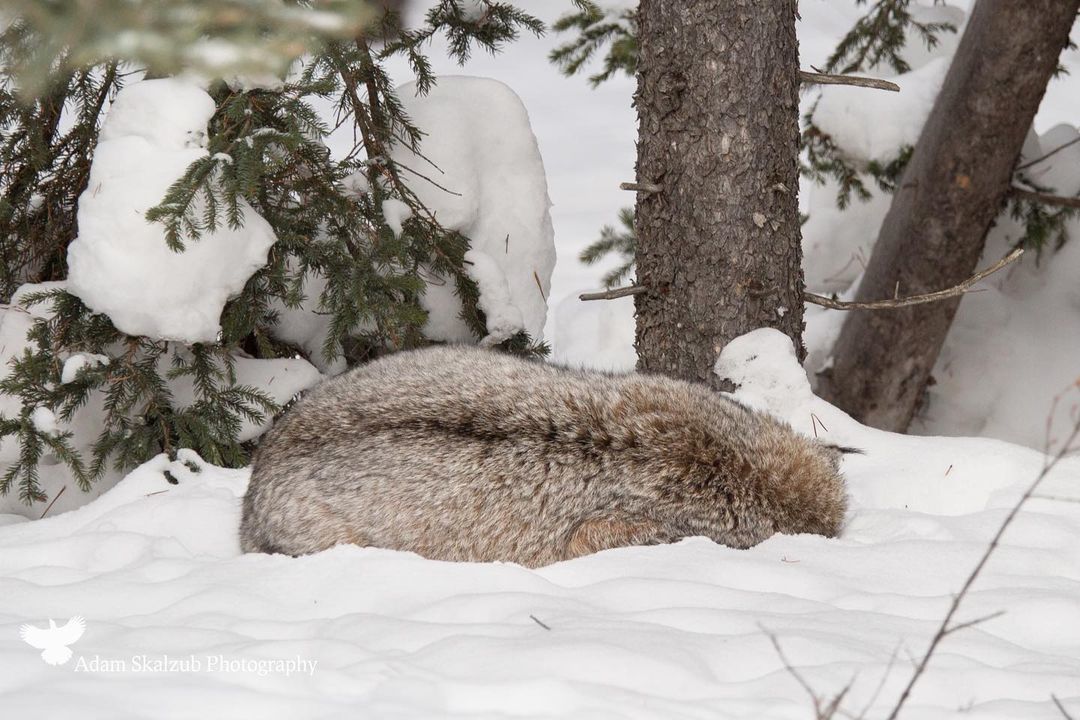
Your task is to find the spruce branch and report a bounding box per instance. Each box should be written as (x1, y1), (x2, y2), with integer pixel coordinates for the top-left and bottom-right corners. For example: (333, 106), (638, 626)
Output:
(0, 0), (553, 505)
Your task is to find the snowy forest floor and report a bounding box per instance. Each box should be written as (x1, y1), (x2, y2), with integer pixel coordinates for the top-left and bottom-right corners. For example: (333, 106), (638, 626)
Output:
(2, 330), (1079, 719)
(2, 1), (1080, 717)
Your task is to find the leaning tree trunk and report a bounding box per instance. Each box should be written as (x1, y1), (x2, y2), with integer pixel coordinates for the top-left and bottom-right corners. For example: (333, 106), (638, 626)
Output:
(819, 0), (1080, 432)
(633, 0), (803, 387)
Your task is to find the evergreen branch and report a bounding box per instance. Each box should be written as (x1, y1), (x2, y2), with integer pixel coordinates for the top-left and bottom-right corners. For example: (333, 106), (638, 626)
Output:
(550, 2), (637, 87)
(824, 0), (957, 76)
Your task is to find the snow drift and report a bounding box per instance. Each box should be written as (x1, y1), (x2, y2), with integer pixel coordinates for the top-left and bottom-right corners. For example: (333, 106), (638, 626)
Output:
(1, 330), (1077, 718)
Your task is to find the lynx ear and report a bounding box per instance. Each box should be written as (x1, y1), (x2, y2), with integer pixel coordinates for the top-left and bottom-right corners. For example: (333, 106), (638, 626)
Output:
(564, 515), (667, 560)
(818, 442), (863, 469)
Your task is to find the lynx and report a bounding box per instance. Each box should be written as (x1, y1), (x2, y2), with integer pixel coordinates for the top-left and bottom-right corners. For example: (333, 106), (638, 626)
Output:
(240, 346), (850, 567)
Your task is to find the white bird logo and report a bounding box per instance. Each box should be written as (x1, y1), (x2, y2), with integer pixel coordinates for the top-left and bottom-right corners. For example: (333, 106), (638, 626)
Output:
(19, 617), (85, 666)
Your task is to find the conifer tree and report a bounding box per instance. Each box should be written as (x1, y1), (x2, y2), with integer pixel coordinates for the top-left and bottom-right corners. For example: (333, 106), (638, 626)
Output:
(555, 0), (1076, 279)
(0, 0), (559, 506)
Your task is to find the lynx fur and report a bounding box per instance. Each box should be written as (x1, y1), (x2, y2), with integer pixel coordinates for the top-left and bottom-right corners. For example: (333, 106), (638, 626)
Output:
(240, 345), (849, 567)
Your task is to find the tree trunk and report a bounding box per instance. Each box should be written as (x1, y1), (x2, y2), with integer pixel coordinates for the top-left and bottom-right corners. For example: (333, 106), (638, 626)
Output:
(819, 0), (1080, 432)
(633, 0), (804, 387)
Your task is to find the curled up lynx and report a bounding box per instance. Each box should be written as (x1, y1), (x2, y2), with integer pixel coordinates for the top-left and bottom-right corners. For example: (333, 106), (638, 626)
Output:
(240, 346), (850, 567)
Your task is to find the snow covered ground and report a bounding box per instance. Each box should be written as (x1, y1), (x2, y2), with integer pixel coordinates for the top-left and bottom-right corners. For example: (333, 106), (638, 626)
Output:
(2, 330), (1079, 719)
(3, 1), (1080, 717)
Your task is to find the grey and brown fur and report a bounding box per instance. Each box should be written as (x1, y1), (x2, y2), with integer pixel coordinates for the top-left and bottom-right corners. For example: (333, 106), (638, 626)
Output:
(240, 346), (849, 567)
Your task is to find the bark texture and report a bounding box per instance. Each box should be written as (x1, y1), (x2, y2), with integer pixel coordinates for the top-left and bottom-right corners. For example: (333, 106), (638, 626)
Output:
(820, 0), (1080, 432)
(633, 0), (804, 387)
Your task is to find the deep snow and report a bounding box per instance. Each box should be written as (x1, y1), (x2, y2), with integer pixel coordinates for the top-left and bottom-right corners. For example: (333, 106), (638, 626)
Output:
(1, 331), (1078, 719)
(2, 1), (1080, 717)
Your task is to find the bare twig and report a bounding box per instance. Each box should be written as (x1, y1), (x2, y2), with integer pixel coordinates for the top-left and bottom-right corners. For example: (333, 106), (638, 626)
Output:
(764, 627), (826, 715)
(579, 285), (647, 301)
(1031, 493), (1080, 504)
(1053, 694), (1076, 720)
(852, 645), (901, 720)
(806, 247), (1023, 311)
(884, 387), (1080, 720)
(1010, 186), (1080, 210)
(810, 412), (829, 437)
(799, 70), (901, 92)
(529, 614), (551, 631)
(533, 271), (547, 301)
(943, 610), (1006, 636)
(822, 680), (855, 720)
(762, 624), (851, 720)
(620, 181), (663, 194)
(395, 159), (462, 197)
(1016, 136), (1080, 172)
(38, 486), (66, 519)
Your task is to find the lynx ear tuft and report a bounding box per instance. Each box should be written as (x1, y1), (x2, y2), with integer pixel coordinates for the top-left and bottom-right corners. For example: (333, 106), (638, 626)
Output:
(817, 442), (863, 470)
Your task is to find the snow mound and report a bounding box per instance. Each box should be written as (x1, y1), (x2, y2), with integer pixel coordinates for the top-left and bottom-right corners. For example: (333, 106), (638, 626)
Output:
(714, 328), (815, 417)
(60, 353), (110, 385)
(380, 198), (412, 238)
(465, 249), (525, 346)
(390, 76), (556, 345)
(66, 78), (277, 344)
(813, 57), (949, 167)
(2, 333), (1078, 718)
(716, 329), (1058, 517)
(910, 213), (1080, 448)
(1020, 123), (1080, 196)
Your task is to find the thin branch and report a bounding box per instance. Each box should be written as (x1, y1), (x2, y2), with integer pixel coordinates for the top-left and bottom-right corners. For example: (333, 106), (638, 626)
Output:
(763, 626), (827, 716)
(1031, 493), (1080, 504)
(822, 681), (855, 720)
(761, 624), (850, 720)
(853, 645), (900, 720)
(1053, 694), (1076, 720)
(529, 614), (551, 631)
(884, 394), (1080, 720)
(1010, 186), (1080, 210)
(38, 485), (66, 519)
(579, 285), (647, 301)
(799, 70), (900, 92)
(620, 181), (663, 194)
(395, 159), (462, 197)
(943, 610), (1006, 636)
(806, 247), (1023, 311)
(1016, 136), (1080, 172)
